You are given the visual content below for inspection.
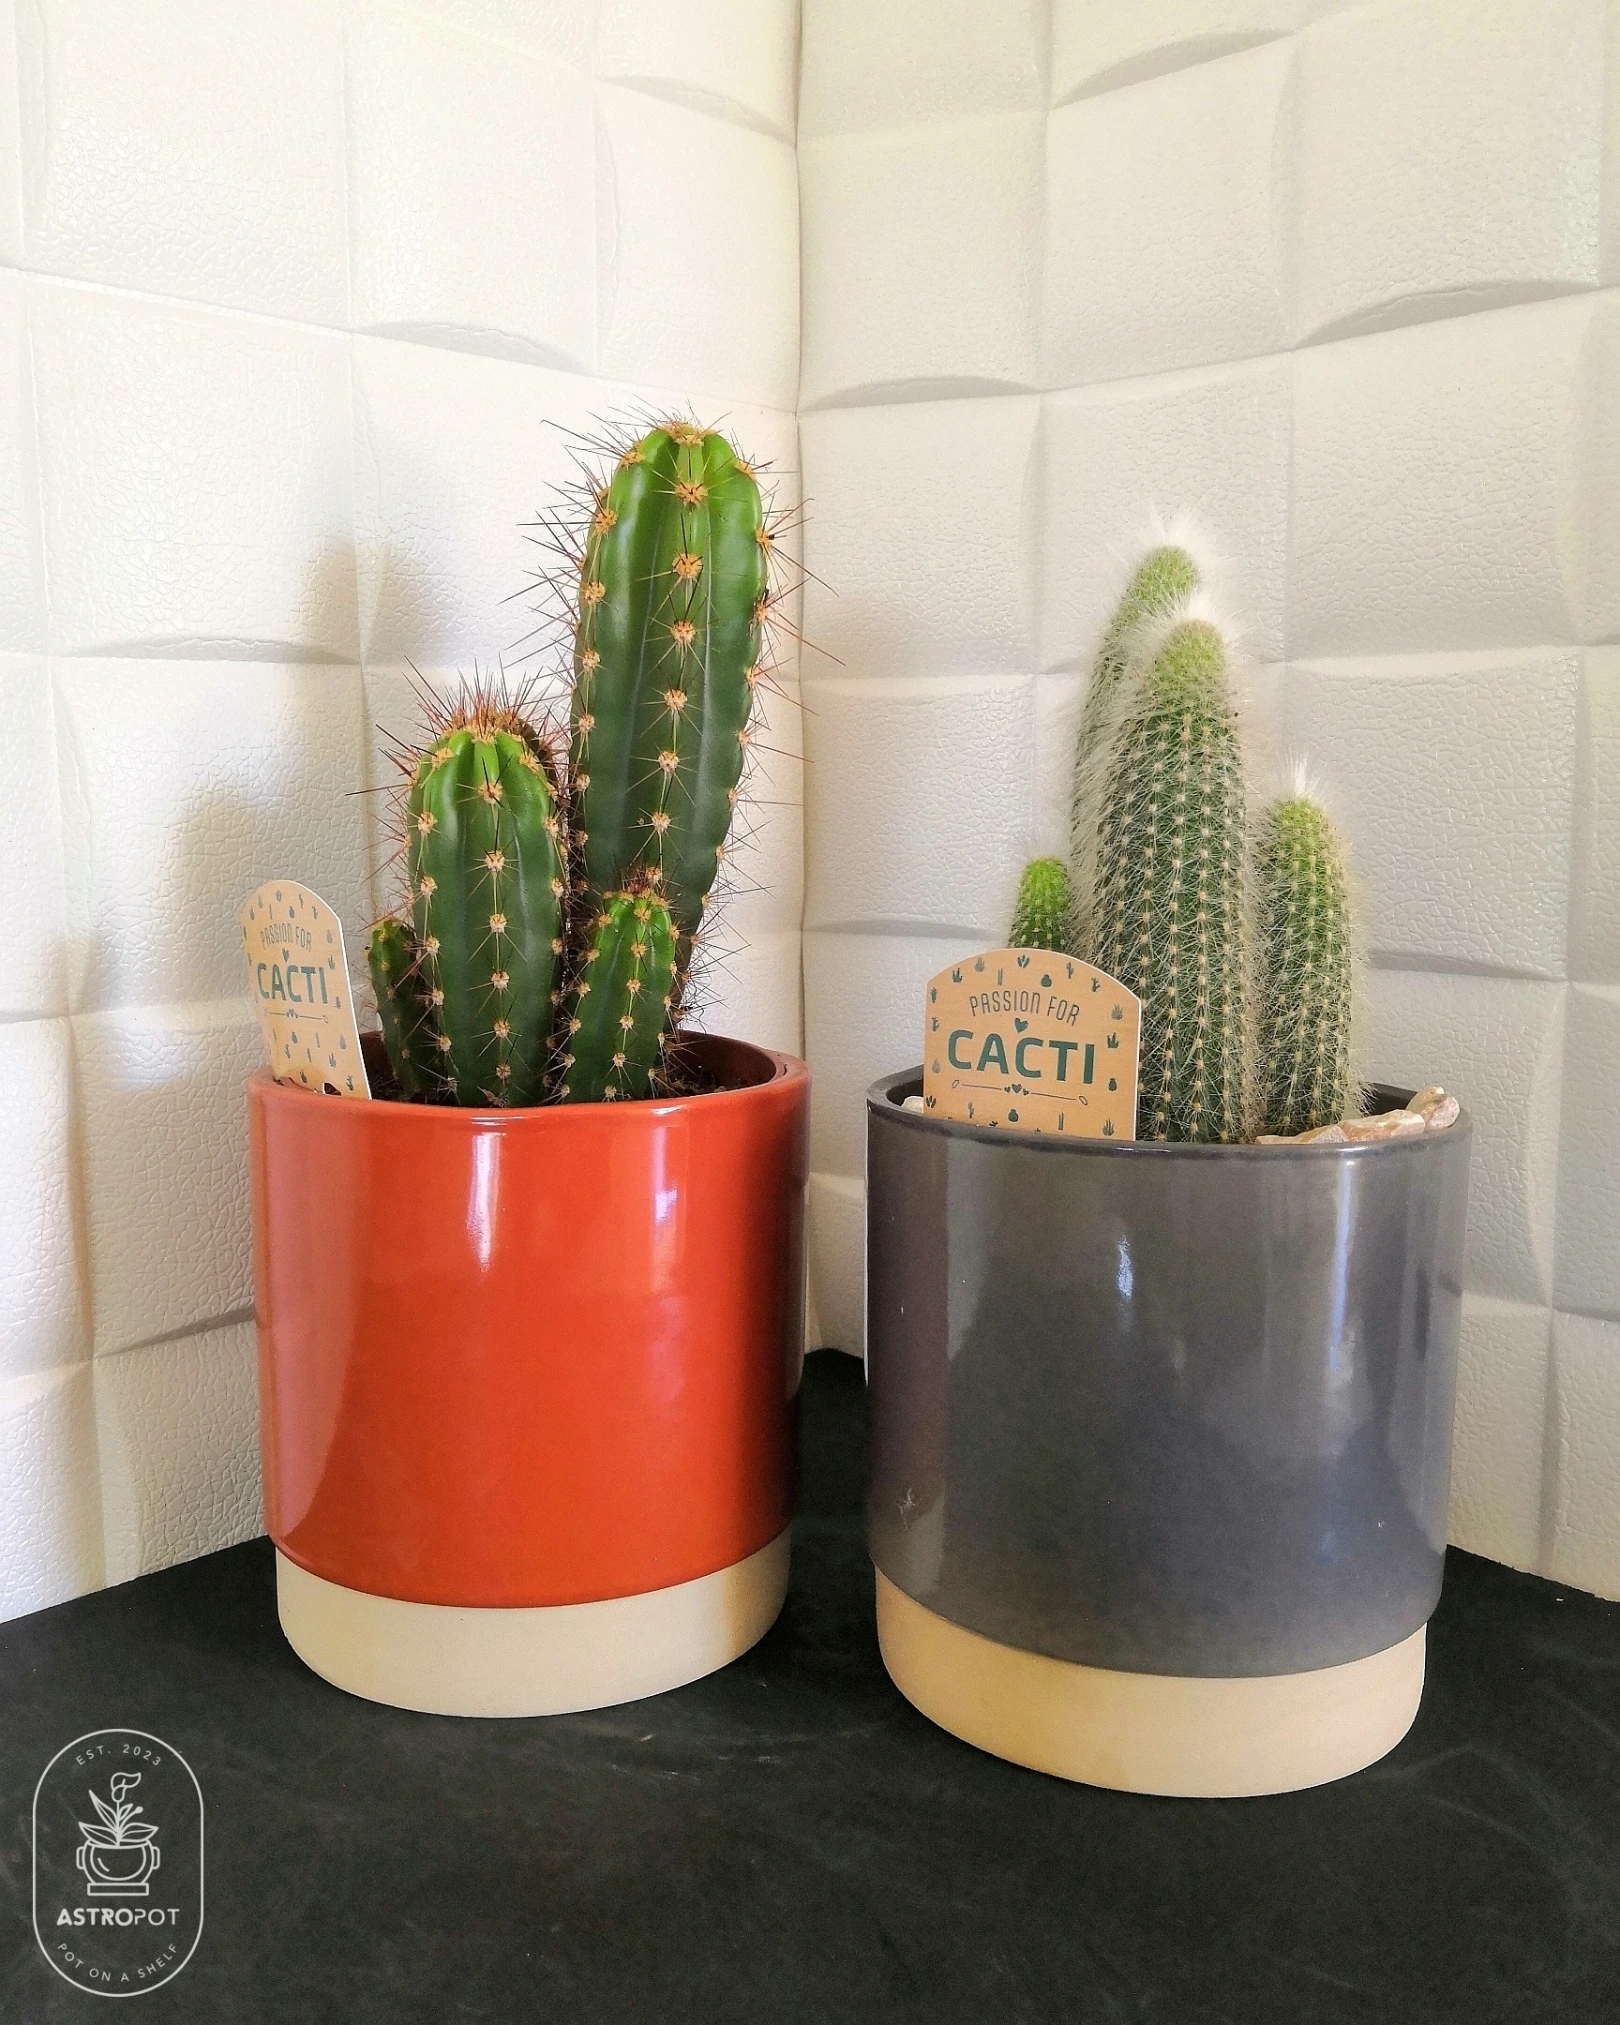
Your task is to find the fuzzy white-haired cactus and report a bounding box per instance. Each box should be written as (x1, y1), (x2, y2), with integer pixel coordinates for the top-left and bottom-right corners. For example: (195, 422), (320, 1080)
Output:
(1088, 606), (1250, 1143)
(1253, 771), (1356, 1137)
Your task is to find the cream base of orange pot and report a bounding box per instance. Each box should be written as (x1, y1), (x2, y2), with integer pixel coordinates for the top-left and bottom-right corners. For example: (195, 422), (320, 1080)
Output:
(275, 1530), (791, 1718)
(875, 1569), (1425, 1797)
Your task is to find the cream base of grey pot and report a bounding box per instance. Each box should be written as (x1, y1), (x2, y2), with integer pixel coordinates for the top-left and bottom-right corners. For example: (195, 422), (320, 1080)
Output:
(875, 1570), (1425, 1797)
(275, 1529), (791, 1718)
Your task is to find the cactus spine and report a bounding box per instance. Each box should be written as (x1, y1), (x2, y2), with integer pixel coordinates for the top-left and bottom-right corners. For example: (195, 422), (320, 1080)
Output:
(1254, 785), (1354, 1136)
(1009, 857), (1076, 953)
(1090, 617), (1249, 1143)
(559, 890), (677, 1103)
(571, 423), (767, 943)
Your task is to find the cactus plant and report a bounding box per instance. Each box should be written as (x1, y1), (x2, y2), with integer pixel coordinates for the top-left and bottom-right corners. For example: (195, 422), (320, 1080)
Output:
(1253, 779), (1355, 1136)
(369, 697), (567, 1107)
(1070, 542), (1201, 925)
(367, 915), (428, 1103)
(367, 416), (782, 1109)
(1088, 613), (1249, 1144)
(557, 889), (678, 1104)
(1009, 857), (1076, 953)
(570, 423), (768, 946)
(1066, 540), (1363, 1144)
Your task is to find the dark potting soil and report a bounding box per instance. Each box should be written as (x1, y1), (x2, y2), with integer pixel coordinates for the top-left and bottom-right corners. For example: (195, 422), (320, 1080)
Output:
(357, 1029), (733, 1106)
(1, 1351), (1617, 2024)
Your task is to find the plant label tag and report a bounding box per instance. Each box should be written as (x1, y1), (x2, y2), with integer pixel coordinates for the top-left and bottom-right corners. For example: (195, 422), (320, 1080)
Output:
(240, 881), (370, 1099)
(921, 949), (1140, 1139)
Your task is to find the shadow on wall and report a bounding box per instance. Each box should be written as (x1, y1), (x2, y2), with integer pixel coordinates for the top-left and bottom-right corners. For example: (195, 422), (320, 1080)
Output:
(299, 539), (362, 666)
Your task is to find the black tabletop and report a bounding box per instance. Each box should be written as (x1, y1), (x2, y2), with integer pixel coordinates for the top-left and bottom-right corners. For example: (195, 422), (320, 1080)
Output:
(3, 1351), (1618, 2024)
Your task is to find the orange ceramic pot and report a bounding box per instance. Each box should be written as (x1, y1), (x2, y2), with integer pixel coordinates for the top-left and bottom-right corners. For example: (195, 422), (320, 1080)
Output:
(249, 1034), (809, 1716)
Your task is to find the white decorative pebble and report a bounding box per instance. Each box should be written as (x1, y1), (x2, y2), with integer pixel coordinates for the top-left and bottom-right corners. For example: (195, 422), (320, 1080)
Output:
(1341, 1110), (1425, 1142)
(1256, 1122), (1347, 1145)
(1409, 1085), (1461, 1131)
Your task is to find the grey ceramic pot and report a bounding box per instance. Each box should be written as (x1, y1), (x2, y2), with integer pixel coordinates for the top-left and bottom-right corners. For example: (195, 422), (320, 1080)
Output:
(865, 1071), (1472, 1684)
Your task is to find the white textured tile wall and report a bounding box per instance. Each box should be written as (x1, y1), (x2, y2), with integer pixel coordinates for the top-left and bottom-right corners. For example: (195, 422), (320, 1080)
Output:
(10, 0), (1618, 1615)
(0, 0), (803, 1622)
(800, 0), (1620, 1599)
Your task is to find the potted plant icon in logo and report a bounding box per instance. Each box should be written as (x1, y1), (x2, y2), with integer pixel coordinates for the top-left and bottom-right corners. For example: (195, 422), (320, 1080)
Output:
(76, 1772), (160, 1897)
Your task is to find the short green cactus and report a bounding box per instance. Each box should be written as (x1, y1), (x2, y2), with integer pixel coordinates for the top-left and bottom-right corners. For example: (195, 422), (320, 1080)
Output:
(1009, 857), (1076, 953)
(1254, 784), (1355, 1136)
(571, 423), (767, 945)
(1089, 616), (1249, 1144)
(558, 889), (678, 1104)
(372, 700), (568, 1106)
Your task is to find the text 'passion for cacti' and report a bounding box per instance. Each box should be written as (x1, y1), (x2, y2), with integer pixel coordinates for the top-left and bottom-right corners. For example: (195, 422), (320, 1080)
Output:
(366, 419), (785, 1108)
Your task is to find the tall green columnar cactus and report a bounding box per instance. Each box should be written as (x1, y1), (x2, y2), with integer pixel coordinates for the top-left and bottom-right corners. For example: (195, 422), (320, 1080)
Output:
(369, 701), (567, 1106)
(558, 889), (677, 1103)
(570, 423), (767, 944)
(1010, 857), (1076, 952)
(1254, 785), (1355, 1136)
(1070, 543), (1201, 881)
(1090, 617), (1248, 1143)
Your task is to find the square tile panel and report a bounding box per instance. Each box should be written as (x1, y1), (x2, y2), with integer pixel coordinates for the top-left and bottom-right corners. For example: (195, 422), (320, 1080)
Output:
(801, 114), (1044, 405)
(1282, 649), (1580, 980)
(1044, 44), (1292, 388)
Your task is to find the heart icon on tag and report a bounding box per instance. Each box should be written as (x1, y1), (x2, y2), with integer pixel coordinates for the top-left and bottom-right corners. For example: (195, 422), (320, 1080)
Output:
(1014, 1018), (1029, 1032)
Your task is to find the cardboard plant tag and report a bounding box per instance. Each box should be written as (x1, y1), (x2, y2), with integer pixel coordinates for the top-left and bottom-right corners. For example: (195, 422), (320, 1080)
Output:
(921, 948), (1140, 1139)
(240, 881), (370, 1099)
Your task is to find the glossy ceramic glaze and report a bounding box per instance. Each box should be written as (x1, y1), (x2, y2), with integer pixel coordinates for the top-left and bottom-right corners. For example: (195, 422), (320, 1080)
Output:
(251, 1035), (809, 1609)
(866, 1070), (1472, 1678)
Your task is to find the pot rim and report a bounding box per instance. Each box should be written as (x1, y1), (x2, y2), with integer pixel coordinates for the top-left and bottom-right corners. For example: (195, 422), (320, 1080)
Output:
(251, 1031), (808, 1125)
(866, 1065), (1471, 1159)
